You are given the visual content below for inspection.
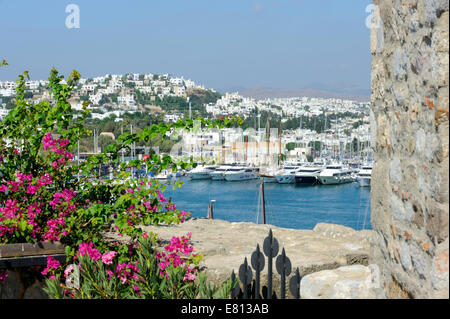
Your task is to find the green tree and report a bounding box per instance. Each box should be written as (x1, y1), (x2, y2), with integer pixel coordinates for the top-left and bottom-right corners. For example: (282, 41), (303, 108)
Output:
(286, 142), (297, 151)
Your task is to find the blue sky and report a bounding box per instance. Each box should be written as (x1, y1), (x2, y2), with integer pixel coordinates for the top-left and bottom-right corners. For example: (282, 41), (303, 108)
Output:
(0, 0), (372, 93)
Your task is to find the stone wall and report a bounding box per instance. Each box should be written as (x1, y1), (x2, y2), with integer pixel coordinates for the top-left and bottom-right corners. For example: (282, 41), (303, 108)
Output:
(370, 0), (449, 298)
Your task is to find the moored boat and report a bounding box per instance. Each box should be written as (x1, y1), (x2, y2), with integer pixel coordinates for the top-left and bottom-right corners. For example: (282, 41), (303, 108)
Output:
(294, 165), (324, 185)
(154, 170), (170, 180)
(210, 165), (233, 181)
(258, 167), (279, 183)
(317, 164), (354, 185)
(224, 166), (258, 181)
(275, 166), (301, 184)
(188, 165), (216, 180)
(356, 164), (372, 187)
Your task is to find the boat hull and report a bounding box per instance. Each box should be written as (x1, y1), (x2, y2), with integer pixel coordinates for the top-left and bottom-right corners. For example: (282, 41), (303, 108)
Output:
(210, 173), (225, 181)
(275, 175), (295, 184)
(318, 176), (353, 185)
(189, 173), (212, 180)
(259, 174), (277, 183)
(294, 176), (319, 185)
(224, 173), (257, 181)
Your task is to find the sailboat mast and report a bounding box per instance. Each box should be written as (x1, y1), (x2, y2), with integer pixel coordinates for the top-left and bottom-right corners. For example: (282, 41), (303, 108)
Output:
(278, 121), (282, 166)
(266, 116), (270, 166)
(260, 179), (266, 224)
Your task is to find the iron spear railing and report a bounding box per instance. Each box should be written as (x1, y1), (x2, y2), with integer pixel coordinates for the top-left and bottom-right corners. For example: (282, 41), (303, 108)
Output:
(230, 229), (302, 299)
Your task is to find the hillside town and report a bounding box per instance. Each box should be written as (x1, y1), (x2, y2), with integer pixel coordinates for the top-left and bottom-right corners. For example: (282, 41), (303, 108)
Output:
(0, 72), (372, 165)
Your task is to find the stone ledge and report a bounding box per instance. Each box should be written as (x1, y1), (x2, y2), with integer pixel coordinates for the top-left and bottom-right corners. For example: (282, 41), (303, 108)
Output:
(300, 264), (383, 299)
(142, 218), (375, 298)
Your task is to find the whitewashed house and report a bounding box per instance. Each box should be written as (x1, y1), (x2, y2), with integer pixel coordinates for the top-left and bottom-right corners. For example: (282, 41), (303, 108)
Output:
(118, 93), (137, 110)
(25, 81), (39, 90)
(81, 84), (97, 94)
(138, 86), (154, 94)
(173, 86), (186, 97)
(89, 93), (103, 105)
(170, 77), (184, 86)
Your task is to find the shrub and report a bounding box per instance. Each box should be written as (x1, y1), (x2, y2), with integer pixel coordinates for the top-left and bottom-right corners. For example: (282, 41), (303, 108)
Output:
(0, 65), (241, 298)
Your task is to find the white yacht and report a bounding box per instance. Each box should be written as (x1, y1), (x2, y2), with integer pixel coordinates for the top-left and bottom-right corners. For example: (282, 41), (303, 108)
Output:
(275, 166), (302, 184)
(258, 167), (280, 183)
(187, 165), (216, 180)
(210, 165), (233, 181)
(154, 169), (172, 180)
(356, 164), (372, 187)
(294, 165), (324, 185)
(317, 164), (354, 185)
(224, 166), (258, 181)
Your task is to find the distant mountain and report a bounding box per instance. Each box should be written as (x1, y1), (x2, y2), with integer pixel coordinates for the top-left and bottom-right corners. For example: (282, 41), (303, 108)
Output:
(216, 86), (247, 95)
(235, 87), (371, 102)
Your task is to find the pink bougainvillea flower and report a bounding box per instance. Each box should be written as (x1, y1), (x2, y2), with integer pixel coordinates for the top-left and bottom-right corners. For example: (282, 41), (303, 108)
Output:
(105, 269), (114, 280)
(183, 273), (196, 282)
(0, 270), (8, 284)
(115, 261), (140, 284)
(26, 185), (39, 194)
(77, 242), (102, 261)
(42, 132), (55, 150)
(41, 256), (61, 276)
(101, 251), (117, 265)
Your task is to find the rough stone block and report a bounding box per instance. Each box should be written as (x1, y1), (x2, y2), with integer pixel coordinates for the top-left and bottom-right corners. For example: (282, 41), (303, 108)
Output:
(410, 244), (429, 278)
(414, 128), (426, 156)
(426, 206), (449, 243)
(300, 265), (380, 299)
(389, 158), (402, 184)
(390, 194), (412, 223)
(422, 0), (449, 25)
(400, 241), (413, 271)
(392, 49), (409, 79)
(430, 239), (449, 295)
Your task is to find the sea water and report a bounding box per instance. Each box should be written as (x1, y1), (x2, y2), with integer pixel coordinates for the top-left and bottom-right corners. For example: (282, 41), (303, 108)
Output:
(163, 178), (372, 231)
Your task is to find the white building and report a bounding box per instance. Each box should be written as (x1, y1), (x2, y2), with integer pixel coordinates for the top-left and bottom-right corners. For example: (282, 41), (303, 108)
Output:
(184, 79), (196, 90)
(138, 86), (154, 94)
(144, 73), (154, 80)
(0, 81), (16, 90)
(25, 81), (39, 90)
(173, 86), (186, 97)
(81, 84), (97, 94)
(89, 93), (103, 105)
(0, 108), (9, 120)
(117, 93), (137, 110)
(164, 114), (181, 122)
(170, 77), (184, 86)
(109, 81), (123, 92)
(0, 88), (15, 97)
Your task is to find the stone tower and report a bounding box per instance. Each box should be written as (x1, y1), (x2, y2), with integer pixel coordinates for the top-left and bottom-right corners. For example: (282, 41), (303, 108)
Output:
(370, 0), (449, 298)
